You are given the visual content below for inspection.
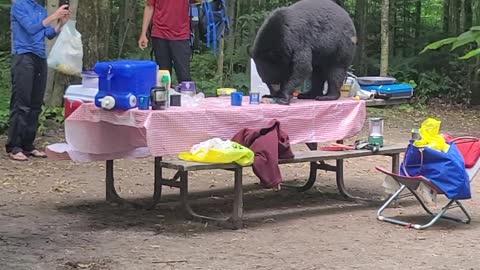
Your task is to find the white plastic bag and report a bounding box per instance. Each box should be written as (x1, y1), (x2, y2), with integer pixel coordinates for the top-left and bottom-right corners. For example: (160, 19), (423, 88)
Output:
(169, 89), (205, 107)
(47, 20), (83, 76)
(250, 58), (271, 98)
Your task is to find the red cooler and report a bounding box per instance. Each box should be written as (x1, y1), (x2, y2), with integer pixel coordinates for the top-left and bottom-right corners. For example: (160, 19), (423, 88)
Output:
(64, 85), (98, 119)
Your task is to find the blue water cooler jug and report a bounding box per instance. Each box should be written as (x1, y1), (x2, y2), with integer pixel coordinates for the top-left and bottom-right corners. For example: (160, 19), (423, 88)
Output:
(94, 60), (157, 110)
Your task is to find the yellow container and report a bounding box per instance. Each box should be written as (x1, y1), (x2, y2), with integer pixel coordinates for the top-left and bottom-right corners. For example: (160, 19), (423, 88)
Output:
(158, 70), (171, 89)
(341, 83), (352, 97)
(216, 88), (237, 96)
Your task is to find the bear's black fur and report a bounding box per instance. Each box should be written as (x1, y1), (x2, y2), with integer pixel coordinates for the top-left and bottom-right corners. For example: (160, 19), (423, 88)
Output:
(250, 0), (357, 105)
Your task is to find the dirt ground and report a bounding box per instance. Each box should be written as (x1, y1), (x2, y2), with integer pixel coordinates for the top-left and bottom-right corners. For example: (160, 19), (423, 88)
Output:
(1, 105), (480, 270)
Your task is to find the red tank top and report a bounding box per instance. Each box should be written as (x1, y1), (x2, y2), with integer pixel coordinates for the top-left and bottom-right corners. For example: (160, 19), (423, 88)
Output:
(147, 0), (190, 40)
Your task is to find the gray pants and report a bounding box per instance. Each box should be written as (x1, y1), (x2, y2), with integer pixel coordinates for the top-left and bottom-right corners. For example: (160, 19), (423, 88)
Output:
(5, 53), (47, 154)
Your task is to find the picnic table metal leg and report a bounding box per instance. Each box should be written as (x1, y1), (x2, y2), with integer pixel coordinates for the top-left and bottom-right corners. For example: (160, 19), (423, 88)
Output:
(180, 169), (244, 229)
(301, 140), (346, 194)
(336, 157), (385, 202)
(282, 143), (321, 191)
(335, 159), (365, 200)
(392, 154), (400, 173)
(231, 168), (244, 229)
(147, 157), (163, 209)
(105, 160), (122, 202)
(104, 159), (164, 209)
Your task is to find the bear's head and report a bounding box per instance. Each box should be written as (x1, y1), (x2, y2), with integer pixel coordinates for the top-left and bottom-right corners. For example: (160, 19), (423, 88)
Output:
(248, 47), (291, 94)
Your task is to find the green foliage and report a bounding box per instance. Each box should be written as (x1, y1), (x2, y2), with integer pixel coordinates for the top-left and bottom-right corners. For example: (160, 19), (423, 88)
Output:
(460, 48), (480, 60)
(190, 53), (221, 96)
(38, 107), (65, 135)
(0, 52), (10, 134)
(421, 26), (480, 60)
(389, 53), (471, 104)
(0, 1), (11, 52)
(0, 109), (8, 134)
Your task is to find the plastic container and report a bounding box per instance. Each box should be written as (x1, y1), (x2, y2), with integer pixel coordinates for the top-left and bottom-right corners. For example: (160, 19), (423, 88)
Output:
(64, 85), (98, 118)
(357, 76), (397, 86)
(151, 86), (167, 110)
(360, 83), (414, 99)
(249, 91), (260, 104)
(94, 60), (157, 110)
(158, 70), (171, 89)
(231, 91), (243, 106)
(217, 88), (236, 97)
(176, 81), (196, 97)
(81, 71), (99, 89)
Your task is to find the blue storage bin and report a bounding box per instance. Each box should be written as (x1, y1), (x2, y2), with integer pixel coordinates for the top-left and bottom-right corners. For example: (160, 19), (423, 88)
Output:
(94, 60), (157, 110)
(361, 83), (414, 99)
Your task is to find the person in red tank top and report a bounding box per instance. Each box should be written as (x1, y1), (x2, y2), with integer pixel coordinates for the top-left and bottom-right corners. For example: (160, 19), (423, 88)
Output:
(138, 0), (202, 83)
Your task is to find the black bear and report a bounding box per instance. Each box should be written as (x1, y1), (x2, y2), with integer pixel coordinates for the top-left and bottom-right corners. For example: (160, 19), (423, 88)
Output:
(249, 0), (357, 105)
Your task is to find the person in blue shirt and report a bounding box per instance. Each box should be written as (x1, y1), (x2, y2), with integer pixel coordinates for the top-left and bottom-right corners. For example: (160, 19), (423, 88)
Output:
(6, 0), (70, 161)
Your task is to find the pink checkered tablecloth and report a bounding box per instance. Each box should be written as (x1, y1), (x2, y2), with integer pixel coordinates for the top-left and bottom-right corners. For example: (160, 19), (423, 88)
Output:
(46, 97), (366, 162)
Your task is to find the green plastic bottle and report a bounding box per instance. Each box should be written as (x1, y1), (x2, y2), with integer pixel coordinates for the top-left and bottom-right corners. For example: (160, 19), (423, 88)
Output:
(161, 75), (170, 108)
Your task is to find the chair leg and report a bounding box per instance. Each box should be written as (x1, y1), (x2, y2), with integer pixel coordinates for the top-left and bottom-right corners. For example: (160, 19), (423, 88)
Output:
(452, 200), (471, 224)
(377, 185), (411, 226)
(378, 187), (472, 229)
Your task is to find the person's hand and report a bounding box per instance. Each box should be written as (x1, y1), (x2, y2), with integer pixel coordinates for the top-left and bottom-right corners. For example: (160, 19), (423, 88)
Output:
(53, 5), (70, 20)
(138, 34), (149, 50)
(59, 13), (70, 26)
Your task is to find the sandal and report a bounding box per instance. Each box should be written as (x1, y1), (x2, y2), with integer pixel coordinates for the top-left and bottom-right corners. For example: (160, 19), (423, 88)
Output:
(24, 149), (47, 158)
(8, 152), (29, 161)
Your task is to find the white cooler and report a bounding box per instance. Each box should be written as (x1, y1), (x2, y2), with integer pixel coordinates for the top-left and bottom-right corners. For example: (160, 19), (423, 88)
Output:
(64, 85), (98, 119)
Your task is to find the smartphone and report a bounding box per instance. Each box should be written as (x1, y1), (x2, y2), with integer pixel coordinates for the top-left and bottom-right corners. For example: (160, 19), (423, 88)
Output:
(59, 0), (69, 8)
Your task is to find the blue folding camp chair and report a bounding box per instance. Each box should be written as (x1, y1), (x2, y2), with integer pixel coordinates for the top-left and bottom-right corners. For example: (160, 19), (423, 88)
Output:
(376, 136), (480, 230)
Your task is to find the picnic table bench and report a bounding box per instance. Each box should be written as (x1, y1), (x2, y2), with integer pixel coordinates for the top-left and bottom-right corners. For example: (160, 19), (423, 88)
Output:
(104, 143), (406, 229)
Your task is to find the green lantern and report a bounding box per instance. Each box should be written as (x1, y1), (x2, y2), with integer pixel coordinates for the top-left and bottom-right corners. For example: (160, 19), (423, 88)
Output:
(368, 117), (384, 146)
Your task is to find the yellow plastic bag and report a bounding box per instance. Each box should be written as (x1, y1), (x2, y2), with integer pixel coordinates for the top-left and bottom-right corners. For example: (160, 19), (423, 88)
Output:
(413, 118), (450, 152)
(179, 138), (254, 166)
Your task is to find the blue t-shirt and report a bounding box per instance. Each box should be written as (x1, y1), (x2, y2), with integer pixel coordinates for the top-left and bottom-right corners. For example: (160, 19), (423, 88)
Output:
(11, 0), (57, 58)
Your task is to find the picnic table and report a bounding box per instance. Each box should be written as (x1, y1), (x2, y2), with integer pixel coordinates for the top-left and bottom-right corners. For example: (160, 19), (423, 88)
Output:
(47, 96), (404, 227)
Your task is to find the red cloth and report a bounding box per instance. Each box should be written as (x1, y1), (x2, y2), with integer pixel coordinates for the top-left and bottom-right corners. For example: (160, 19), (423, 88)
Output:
(147, 0), (190, 40)
(444, 135), (480, 168)
(232, 120), (294, 188)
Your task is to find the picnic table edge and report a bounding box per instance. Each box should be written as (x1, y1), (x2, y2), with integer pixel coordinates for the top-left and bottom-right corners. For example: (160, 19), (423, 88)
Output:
(160, 143), (407, 171)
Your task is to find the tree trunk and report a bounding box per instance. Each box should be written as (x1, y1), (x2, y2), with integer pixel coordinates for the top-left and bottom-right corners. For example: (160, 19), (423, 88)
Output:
(380, 0), (390, 76)
(354, 0), (368, 76)
(389, 0), (395, 58)
(414, 0), (421, 52)
(448, 0), (460, 35)
(246, 0), (255, 80)
(443, 0), (449, 33)
(464, 0), (472, 30)
(225, 0), (236, 75)
(473, 0), (480, 28)
(401, 0), (407, 57)
(77, 0), (111, 70)
(118, 0), (137, 58)
(216, 38), (225, 86)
